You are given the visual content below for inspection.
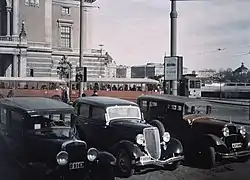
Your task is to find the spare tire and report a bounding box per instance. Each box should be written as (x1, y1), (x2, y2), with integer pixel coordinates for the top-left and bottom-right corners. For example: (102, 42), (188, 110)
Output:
(150, 120), (165, 137)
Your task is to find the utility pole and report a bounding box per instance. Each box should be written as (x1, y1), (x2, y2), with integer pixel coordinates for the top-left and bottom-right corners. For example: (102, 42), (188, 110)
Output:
(79, 0), (85, 96)
(170, 0), (178, 95)
(79, 0), (99, 96)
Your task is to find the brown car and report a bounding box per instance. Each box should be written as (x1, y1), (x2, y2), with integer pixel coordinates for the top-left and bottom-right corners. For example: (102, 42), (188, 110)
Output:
(137, 94), (250, 168)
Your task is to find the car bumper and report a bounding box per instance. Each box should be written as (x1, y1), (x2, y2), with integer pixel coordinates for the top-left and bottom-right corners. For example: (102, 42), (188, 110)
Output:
(135, 155), (184, 166)
(217, 150), (250, 159)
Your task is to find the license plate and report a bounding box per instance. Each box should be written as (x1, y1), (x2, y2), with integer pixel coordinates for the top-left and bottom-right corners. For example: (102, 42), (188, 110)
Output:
(140, 156), (151, 163)
(232, 143), (242, 149)
(69, 161), (85, 170)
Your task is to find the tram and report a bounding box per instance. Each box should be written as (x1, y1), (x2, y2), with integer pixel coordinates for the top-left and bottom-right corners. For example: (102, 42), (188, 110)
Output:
(179, 74), (202, 98)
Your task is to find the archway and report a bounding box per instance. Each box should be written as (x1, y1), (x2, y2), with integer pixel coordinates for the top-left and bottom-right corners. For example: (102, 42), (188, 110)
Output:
(0, 0), (7, 36)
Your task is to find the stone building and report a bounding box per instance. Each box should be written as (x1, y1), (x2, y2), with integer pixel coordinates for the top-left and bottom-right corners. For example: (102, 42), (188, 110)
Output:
(0, 0), (114, 78)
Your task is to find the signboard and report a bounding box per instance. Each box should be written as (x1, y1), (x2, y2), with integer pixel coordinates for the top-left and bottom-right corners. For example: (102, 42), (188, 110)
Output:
(76, 67), (87, 82)
(164, 56), (183, 81)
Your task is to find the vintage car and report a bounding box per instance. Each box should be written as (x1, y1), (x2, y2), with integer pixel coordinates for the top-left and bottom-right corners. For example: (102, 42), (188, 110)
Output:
(73, 96), (184, 178)
(0, 97), (116, 180)
(137, 94), (250, 168)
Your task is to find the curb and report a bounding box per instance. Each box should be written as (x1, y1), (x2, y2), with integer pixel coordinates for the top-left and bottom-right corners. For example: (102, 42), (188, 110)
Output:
(207, 100), (249, 106)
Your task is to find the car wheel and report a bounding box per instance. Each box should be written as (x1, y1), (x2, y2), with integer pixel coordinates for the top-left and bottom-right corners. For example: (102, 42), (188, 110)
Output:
(164, 161), (181, 171)
(52, 95), (61, 101)
(116, 149), (134, 178)
(200, 146), (216, 169)
(150, 120), (165, 136)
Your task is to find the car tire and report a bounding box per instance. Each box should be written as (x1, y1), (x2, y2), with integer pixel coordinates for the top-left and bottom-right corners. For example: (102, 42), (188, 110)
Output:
(200, 146), (216, 169)
(150, 120), (165, 136)
(51, 95), (61, 101)
(115, 149), (134, 178)
(164, 161), (181, 171)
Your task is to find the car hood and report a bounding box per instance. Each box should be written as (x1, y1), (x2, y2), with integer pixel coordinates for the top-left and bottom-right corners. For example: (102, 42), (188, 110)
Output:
(109, 119), (152, 134)
(183, 114), (227, 136)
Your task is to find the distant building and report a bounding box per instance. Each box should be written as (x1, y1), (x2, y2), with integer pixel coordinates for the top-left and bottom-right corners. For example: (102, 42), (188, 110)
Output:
(196, 69), (217, 78)
(234, 62), (248, 74)
(131, 63), (187, 78)
(116, 65), (131, 78)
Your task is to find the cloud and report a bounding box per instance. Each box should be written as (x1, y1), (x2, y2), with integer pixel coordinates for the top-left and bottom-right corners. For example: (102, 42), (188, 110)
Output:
(91, 0), (250, 71)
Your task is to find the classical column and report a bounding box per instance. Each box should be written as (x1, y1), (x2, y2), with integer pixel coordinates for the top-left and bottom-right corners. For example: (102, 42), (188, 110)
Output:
(12, 0), (19, 36)
(12, 55), (18, 77)
(6, 7), (11, 36)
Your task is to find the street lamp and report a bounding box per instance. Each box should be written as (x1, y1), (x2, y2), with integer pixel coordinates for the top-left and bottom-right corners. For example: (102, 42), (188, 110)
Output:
(98, 44), (104, 78)
(79, 0), (99, 96)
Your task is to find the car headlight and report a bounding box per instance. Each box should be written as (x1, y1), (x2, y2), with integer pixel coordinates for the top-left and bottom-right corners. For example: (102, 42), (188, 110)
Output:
(136, 134), (145, 145)
(222, 127), (230, 137)
(163, 132), (171, 142)
(87, 148), (98, 162)
(56, 151), (68, 166)
(239, 126), (247, 137)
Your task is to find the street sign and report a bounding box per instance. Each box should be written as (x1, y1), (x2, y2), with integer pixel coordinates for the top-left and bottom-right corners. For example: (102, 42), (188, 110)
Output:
(164, 56), (183, 81)
(76, 67), (87, 82)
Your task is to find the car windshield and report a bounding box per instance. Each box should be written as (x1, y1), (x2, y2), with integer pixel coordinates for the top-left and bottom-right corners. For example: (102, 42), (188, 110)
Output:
(185, 104), (211, 115)
(106, 106), (141, 121)
(29, 113), (74, 138)
(32, 127), (73, 139)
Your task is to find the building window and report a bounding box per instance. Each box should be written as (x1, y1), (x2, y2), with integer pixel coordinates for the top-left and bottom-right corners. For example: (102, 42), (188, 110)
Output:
(62, 7), (70, 15)
(60, 26), (71, 48)
(25, 0), (39, 7)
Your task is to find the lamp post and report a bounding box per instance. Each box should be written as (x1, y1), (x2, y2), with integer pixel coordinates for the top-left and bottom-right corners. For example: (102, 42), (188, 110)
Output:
(98, 44), (104, 78)
(79, 0), (99, 96)
(166, 0), (178, 95)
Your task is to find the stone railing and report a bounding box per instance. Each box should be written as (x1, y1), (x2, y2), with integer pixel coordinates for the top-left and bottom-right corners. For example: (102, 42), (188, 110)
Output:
(28, 41), (50, 47)
(0, 36), (19, 42)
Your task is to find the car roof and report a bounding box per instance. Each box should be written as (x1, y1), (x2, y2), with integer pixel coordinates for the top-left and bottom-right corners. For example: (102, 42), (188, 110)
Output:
(74, 96), (138, 108)
(0, 97), (74, 116)
(137, 94), (211, 106)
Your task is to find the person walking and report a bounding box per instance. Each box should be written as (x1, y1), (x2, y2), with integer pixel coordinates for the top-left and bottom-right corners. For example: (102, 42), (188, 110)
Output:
(91, 89), (98, 96)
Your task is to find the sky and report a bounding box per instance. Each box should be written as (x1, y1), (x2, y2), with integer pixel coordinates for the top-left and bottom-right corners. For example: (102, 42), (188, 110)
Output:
(90, 0), (250, 72)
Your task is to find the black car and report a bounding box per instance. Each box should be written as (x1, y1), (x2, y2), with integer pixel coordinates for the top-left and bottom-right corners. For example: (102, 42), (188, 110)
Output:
(137, 94), (250, 168)
(0, 97), (116, 180)
(73, 96), (184, 178)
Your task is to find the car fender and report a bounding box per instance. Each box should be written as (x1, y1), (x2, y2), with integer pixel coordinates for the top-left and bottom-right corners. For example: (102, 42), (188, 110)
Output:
(202, 134), (227, 149)
(96, 151), (116, 165)
(162, 138), (183, 156)
(111, 140), (144, 161)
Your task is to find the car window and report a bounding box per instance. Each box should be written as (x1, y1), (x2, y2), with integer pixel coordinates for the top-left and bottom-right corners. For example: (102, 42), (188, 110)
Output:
(79, 104), (90, 118)
(10, 111), (23, 129)
(139, 100), (148, 112)
(92, 107), (105, 121)
(0, 108), (7, 125)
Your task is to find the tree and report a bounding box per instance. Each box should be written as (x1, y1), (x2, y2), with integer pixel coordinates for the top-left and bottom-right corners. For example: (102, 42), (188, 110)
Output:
(57, 55), (72, 80)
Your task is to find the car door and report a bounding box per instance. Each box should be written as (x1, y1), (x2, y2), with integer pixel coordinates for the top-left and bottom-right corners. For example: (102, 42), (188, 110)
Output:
(5, 110), (25, 160)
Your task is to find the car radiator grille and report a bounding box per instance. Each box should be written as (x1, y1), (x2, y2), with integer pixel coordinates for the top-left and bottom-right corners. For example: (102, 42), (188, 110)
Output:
(224, 134), (243, 150)
(143, 127), (161, 160)
(65, 142), (87, 169)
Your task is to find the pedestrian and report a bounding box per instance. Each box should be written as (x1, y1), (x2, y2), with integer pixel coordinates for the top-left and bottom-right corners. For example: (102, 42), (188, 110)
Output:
(91, 89), (98, 96)
(7, 90), (14, 98)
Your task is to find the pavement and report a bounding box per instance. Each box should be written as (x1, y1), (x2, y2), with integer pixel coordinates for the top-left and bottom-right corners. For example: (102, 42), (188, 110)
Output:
(202, 98), (250, 106)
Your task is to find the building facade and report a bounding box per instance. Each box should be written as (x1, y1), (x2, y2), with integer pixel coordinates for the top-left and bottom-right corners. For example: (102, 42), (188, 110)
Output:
(116, 65), (131, 78)
(0, 0), (114, 79)
(131, 63), (187, 78)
